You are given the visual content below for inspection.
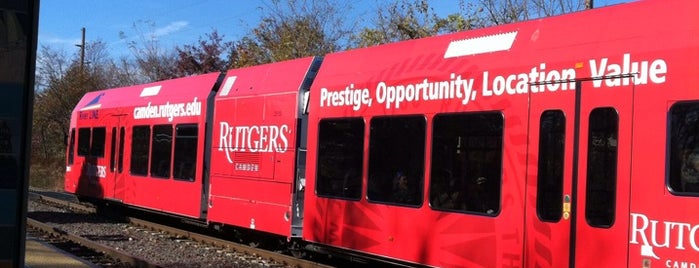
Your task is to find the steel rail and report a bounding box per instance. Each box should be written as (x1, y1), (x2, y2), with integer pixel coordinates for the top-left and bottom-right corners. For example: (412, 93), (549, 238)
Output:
(30, 191), (333, 268)
(26, 218), (161, 268)
(127, 217), (333, 268)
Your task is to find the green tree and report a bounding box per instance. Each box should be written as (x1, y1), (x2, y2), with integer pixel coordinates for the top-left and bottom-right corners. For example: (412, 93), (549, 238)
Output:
(350, 0), (481, 48)
(231, 0), (353, 67)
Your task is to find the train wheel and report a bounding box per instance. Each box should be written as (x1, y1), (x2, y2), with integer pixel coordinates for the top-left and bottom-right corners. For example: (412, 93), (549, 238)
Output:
(289, 241), (306, 258)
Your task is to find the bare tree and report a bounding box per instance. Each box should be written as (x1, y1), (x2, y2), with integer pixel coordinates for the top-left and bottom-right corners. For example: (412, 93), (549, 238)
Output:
(478, 0), (529, 25)
(478, 0), (586, 25)
(35, 45), (70, 91)
(231, 0), (354, 67)
(530, 0), (585, 17)
(105, 56), (144, 86)
(32, 41), (129, 189)
(119, 20), (177, 82)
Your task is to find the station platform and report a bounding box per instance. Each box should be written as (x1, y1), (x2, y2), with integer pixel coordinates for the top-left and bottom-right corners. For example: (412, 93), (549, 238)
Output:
(24, 236), (97, 268)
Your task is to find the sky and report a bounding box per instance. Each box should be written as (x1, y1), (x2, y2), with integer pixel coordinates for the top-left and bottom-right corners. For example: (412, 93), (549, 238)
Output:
(37, 0), (628, 59)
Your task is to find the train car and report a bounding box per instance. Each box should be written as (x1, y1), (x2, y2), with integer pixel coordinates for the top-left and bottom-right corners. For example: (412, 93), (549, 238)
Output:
(65, 0), (699, 267)
(64, 57), (322, 241)
(65, 73), (221, 218)
(208, 57), (321, 237)
(303, 0), (699, 267)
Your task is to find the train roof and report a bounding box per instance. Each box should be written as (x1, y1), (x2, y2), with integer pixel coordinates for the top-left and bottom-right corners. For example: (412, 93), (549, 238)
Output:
(72, 72), (221, 113)
(310, 0), (698, 115)
(216, 56), (319, 99)
(313, 0), (695, 87)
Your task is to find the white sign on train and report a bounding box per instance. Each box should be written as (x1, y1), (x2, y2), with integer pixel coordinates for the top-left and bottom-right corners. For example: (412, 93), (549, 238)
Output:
(133, 97), (202, 122)
(630, 213), (699, 268)
(218, 123), (291, 164)
(319, 53), (668, 110)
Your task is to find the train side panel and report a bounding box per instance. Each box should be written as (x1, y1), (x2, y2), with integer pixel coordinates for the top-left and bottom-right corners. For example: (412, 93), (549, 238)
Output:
(208, 57), (319, 237)
(625, 2), (699, 266)
(65, 73), (221, 218)
(304, 0), (699, 267)
(305, 18), (532, 268)
(61, 0), (699, 266)
(305, 37), (528, 267)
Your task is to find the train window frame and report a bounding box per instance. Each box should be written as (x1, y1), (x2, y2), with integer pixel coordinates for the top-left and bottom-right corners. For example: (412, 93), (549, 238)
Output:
(77, 127), (90, 157)
(109, 127), (117, 171)
(366, 115), (426, 207)
(118, 127), (125, 173)
(68, 128), (75, 165)
(150, 124), (173, 179)
(584, 107), (619, 228)
(428, 111), (504, 216)
(130, 125), (151, 177)
(668, 101), (699, 196)
(90, 127), (106, 158)
(536, 110), (566, 222)
(315, 117), (365, 200)
(173, 124), (198, 182)
(90, 127), (107, 158)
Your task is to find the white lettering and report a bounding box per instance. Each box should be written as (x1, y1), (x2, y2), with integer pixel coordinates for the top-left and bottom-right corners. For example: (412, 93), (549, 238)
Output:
(133, 97), (202, 121)
(482, 64), (575, 96)
(320, 85), (372, 111)
(666, 260), (698, 268)
(589, 53), (667, 88)
(630, 212), (699, 260)
(316, 53), (666, 111)
(217, 123), (291, 164)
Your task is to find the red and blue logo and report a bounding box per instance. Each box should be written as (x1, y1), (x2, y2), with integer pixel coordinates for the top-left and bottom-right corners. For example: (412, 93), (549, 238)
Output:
(80, 93), (104, 111)
(78, 93), (104, 120)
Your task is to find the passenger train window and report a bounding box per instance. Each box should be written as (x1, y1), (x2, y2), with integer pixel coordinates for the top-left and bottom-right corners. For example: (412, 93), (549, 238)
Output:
(68, 128), (75, 165)
(151, 124), (173, 178)
(90, 127), (106, 157)
(77, 128), (90, 156)
(130, 125), (150, 176)
(110, 127), (116, 171)
(585, 107), (618, 228)
(537, 110), (565, 222)
(429, 112), (503, 216)
(316, 118), (364, 200)
(118, 127), (125, 173)
(669, 102), (699, 195)
(173, 124), (197, 182)
(367, 116), (425, 207)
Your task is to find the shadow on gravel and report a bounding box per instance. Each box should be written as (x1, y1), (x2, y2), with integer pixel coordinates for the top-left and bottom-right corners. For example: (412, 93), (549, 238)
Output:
(29, 188), (80, 202)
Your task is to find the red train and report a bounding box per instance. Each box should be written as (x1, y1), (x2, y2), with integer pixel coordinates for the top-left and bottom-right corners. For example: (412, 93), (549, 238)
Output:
(64, 1), (699, 267)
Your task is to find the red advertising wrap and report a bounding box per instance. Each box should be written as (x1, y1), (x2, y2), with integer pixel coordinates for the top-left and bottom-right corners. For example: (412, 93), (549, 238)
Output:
(208, 57), (319, 237)
(65, 1), (699, 267)
(65, 72), (220, 218)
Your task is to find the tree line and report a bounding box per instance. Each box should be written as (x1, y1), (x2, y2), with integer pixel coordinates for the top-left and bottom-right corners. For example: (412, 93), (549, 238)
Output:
(32, 0), (590, 189)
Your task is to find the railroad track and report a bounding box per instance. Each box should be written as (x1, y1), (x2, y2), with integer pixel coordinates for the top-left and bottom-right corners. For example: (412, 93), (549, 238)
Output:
(26, 218), (157, 268)
(28, 191), (333, 268)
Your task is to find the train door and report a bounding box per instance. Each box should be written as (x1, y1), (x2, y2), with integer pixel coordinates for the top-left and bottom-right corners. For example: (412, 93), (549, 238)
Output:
(525, 77), (633, 267)
(109, 116), (127, 201)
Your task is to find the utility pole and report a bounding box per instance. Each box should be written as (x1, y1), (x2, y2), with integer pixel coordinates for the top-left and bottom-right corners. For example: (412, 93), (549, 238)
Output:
(76, 27), (86, 72)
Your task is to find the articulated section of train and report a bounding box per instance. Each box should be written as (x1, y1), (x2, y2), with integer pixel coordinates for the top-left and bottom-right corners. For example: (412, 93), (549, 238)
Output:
(65, 1), (699, 267)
